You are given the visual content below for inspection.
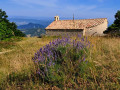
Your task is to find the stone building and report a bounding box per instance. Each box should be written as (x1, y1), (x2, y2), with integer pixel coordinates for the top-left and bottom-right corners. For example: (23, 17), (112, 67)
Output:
(45, 16), (108, 36)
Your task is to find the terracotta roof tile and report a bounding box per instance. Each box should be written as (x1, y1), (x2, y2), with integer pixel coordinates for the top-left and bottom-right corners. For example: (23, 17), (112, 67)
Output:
(45, 18), (107, 30)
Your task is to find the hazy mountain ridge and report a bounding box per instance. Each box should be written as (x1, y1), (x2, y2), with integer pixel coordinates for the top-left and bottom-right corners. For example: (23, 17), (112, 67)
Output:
(17, 23), (46, 37)
(9, 17), (53, 27)
(17, 23), (45, 29)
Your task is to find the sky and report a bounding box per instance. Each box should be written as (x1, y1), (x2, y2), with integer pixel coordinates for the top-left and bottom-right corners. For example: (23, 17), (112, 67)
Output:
(0, 0), (120, 23)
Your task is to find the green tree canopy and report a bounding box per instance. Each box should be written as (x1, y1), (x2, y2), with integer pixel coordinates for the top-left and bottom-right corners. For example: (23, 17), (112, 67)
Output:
(0, 9), (25, 40)
(104, 10), (120, 36)
(114, 10), (120, 28)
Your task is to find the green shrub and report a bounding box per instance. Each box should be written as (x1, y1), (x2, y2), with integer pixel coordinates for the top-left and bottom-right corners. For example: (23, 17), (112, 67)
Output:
(32, 35), (93, 88)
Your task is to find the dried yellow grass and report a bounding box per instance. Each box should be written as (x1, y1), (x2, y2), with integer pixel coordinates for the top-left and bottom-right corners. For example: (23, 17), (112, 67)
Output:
(0, 36), (120, 89)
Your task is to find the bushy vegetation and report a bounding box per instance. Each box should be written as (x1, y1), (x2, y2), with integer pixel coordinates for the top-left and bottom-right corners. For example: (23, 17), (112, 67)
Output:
(0, 9), (25, 41)
(0, 36), (120, 89)
(104, 10), (120, 36)
(32, 35), (92, 88)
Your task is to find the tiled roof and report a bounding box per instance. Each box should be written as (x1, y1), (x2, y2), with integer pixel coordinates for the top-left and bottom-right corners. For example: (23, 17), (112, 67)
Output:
(45, 18), (107, 30)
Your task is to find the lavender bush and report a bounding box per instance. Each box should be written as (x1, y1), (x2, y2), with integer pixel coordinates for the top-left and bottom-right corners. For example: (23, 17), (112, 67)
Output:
(32, 35), (91, 87)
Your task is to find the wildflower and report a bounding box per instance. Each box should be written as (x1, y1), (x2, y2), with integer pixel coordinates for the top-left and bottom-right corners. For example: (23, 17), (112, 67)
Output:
(32, 34), (91, 82)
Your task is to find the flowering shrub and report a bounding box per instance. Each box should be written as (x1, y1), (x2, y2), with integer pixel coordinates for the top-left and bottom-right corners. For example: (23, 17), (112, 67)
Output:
(32, 35), (91, 87)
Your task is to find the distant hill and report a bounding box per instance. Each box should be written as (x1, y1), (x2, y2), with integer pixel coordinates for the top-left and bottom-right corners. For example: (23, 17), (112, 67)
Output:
(18, 23), (46, 37)
(9, 17), (53, 27)
(18, 23), (45, 29)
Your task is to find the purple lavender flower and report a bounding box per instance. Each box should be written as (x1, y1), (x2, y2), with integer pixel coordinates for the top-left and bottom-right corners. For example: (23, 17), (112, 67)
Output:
(32, 35), (92, 80)
(83, 55), (86, 61)
(81, 38), (84, 41)
(48, 60), (53, 67)
(78, 34), (82, 38)
(53, 63), (55, 66)
(37, 71), (40, 75)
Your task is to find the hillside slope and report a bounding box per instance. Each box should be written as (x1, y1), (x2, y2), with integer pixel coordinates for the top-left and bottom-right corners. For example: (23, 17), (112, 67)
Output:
(0, 36), (120, 89)
(17, 23), (45, 29)
(18, 23), (45, 37)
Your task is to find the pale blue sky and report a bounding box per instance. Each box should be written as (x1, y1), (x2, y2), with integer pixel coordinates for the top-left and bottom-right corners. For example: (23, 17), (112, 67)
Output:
(0, 0), (120, 23)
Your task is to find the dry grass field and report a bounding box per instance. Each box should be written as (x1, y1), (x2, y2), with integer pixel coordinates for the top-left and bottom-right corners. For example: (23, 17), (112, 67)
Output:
(0, 36), (120, 89)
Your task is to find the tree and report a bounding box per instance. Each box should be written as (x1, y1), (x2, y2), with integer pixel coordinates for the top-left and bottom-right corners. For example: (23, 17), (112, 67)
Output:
(0, 9), (8, 21)
(0, 18), (13, 40)
(114, 10), (120, 27)
(104, 10), (120, 36)
(0, 9), (25, 40)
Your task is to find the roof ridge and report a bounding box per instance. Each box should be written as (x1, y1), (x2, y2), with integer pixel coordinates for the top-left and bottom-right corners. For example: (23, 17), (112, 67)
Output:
(57, 18), (107, 21)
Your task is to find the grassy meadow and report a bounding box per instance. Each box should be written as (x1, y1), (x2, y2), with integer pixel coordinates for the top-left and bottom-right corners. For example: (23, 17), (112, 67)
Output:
(0, 36), (120, 89)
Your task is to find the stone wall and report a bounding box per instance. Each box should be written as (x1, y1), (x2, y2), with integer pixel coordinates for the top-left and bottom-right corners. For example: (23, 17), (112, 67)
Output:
(46, 29), (83, 36)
